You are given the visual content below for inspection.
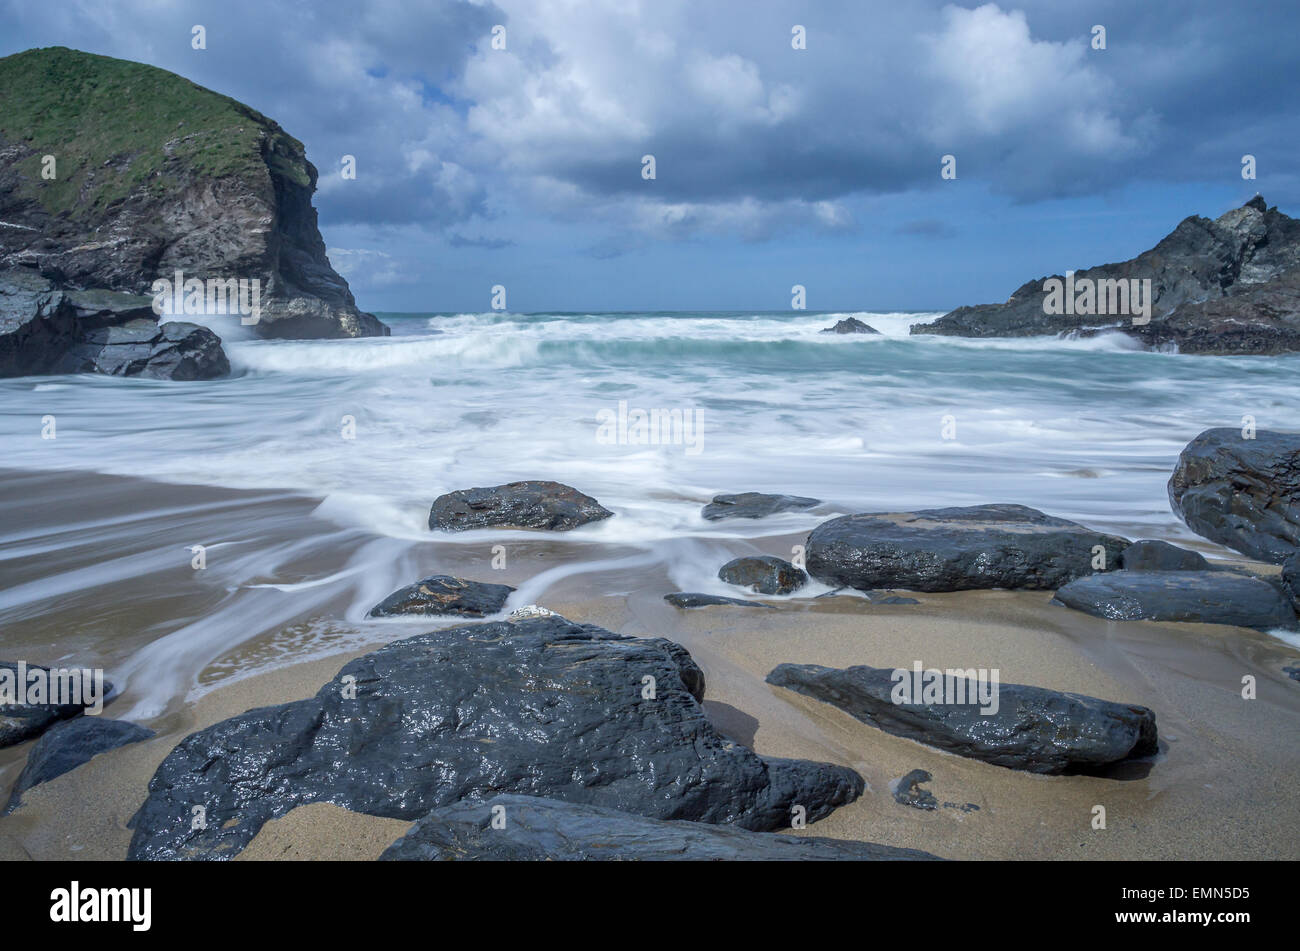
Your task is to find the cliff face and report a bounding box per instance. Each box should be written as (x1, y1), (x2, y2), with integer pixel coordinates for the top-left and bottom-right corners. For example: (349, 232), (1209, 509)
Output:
(914, 197), (1300, 353)
(0, 47), (387, 340)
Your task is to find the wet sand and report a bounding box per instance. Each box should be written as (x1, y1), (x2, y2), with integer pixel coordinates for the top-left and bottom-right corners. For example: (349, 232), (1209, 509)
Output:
(2, 469), (1298, 861)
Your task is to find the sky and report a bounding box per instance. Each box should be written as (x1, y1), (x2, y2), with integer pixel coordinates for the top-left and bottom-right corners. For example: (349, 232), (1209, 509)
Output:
(1, 0), (1297, 313)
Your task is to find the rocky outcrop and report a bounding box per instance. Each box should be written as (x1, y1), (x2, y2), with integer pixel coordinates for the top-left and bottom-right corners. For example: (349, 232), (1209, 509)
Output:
(1051, 570), (1296, 630)
(380, 795), (939, 861)
(806, 503), (1129, 593)
(4, 717), (153, 815)
(913, 197), (1300, 353)
(0, 46), (387, 358)
(1282, 551), (1300, 610)
(1118, 540), (1211, 572)
(0, 662), (112, 748)
(820, 317), (879, 334)
(701, 492), (820, 521)
(127, 616), (863, 860)
(718, 556), (807, 595)
(367, 575), (515, 618)
(664, 592), (774, 609)
(1168, 428), (1300, 563)
(429, 481), (613, 532)
(767, 662), (1158, 775)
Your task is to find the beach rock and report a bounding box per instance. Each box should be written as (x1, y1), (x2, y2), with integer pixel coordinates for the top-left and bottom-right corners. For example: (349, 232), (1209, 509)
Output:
(820, 317), (880, 335)
(892, 769), (938, 811)
(718, 556), (807, 595)
(806, 503), (1129, 593)
(380, 795), (939, 862)
(1168, 428), (1300, 563)
(367, 575), (515, 618)
(0, 662), (112, 748)
(1051, 570), (1296, 630)
(766, 662), (1158, 774)
(701, 492), (820, 521)
(1282, 551), (1300, 608)
(912, 197), (1300, 354)
(128, 616), (863, 860)
(429, 481), (613, 532)
(1284, 666), (1300, 683)
(664, 592), (775, 610)
(4, 717), (153, 815)
(1118, 540), (1211, 572)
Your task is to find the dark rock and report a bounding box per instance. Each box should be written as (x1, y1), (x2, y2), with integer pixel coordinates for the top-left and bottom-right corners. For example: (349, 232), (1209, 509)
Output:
(0, 661), (112, 748)
(380, 795), (939, 861)
(0, 47), (387, 340)
(912, 197), (1300, 354)
(429, 481), (613, 532)
(820, 317), (880, 335)
(1282, 666), (1300, 682)
(127, 616), (863, 860)
(1283, 551), (1300, 608)
(4, 717), (153, 814)
(1119, 540), (1211, 572)
(367, 575), (515, 618)
(806, 503), (1129, 593)
(664, 593), (775, 609)
(872, 595), (921, 605)
(1168, 428), (1300, 562)
(701, 492), (820, 521)
(1051, 570), (1296, 630)
(892, 769), (937, 811)
(718, 556), (807, 595)
(766, 662), (1157, 774)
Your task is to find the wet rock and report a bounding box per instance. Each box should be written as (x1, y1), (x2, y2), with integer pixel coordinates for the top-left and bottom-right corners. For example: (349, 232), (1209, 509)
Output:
(1051, 570), (1296, 630)
(1119, 540), (1211, 572)
(380, 795), (939, 861)
(806, 503), (1129, 593)
(368, 575), (515, 618)
(1283, 551), (1300, 608)
(892, 769), (937, 811)
(664, 593), (775, 610)
(872, 595), (921, 605)
(0, 662), (112, 748)
(128, 616), (863, 860)
(429, 481), (613, 532)
(1282, 666), (1300, 682)
(820, 317), (880, 335)
(1168, 428), (1300, 562)
(701, 492), (820, 521)
(766, 662), (1158, 774)
(4, 717), (153, 814)
(718, 556), (807, 595)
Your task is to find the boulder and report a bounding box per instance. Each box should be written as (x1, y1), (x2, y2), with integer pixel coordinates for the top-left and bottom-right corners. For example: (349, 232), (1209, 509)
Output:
(766, 662), (1157, 774)
(0, 662), (112, 748)
(806, 503), (1129, 593)
(1168, 428), (1300, 562)
(429, 481), (613, 532)
(718, 556), (807, 595)
(4, 717), (153, 814)
(1118, 539), (1211, 572)
(664, 593), (774, 610)
(820, 317), (880, 335)
(380, 795), (939, 861)
(128, 616), (863, 860)
(367, 575), (515, 618)
(1051, 570), (1296, 630)
(701, 492), (820, 521)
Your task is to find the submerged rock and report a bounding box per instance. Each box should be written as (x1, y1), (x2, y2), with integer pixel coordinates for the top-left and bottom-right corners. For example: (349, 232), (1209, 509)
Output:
(718, 556), (807, 595)
(820, 317), (880, 335)
(664, 592), (775, 610)
(701, 492), (820, 521)
(1118, 539), (1211, 572)
(128, 616), (863, 860)
(1051, 570), (1296, 630)
(4, 717), (153, 814)
(0, 662), (112, 748)
(766, 662), (1157, 774)
(806, 503), (1129, 593)
(380, 795), (939, 861)
(429, 481), (613, 532)
(1168, 428), (1300, 563)
(367, 575), (515, 618)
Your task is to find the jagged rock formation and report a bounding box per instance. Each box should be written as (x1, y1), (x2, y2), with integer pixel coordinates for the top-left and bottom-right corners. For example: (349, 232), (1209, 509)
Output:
(914, 196), (1300, 353)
